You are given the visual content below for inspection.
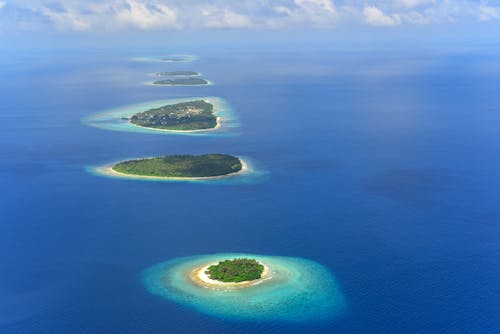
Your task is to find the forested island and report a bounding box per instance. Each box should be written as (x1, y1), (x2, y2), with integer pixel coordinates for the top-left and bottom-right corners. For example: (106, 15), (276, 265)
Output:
(111, 154), (243, 178)
(206, 258), (265, 283)
(153, 78), (209, 86)
(144, 254), (344, 321)
(129, 100), (217, 130)
(155, 71), (199, 76)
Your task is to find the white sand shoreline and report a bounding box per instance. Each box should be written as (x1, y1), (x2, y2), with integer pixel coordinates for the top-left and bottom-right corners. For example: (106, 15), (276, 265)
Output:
(101, 157), (248, 181)
(189, 260), (272, 289)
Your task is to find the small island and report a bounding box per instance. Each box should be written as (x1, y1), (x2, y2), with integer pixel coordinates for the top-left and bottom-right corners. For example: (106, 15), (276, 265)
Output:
(155, 71), (199, 76)
(111, 154), (243, 178)
(206, 259), (265, 283)
(132, 55), (197, 63)
(143, 253), (345, 321)
(152, 78), (209, 86)
(129, 100), (217, 131)
(162, 56), (187, 62)
(191, 256), (271, 289)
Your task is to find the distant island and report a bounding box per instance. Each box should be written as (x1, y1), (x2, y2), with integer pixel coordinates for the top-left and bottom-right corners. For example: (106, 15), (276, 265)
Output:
(162, 56), (187, 62)
(132, 55), (198, 63)
(206, 258), (264, 283)
(155, 71), (199, 76)
(111, 154), (243, 178)
(152, 78), (209, 86)
(129, 100), (217, 131)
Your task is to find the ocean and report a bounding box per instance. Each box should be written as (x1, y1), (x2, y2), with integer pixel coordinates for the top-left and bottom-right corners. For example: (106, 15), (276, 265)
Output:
(1, 40), (499, 333)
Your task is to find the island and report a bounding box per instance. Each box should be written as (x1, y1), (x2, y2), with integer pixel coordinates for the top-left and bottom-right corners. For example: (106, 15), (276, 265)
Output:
(152, 78), (209, 86)
(155, 71), (199, 76)
(129, 100), (217, 131)
(111, 154), (243, 178)
(162, 56), (187, 62)
(142, 253), (345, 321)
(191, 256), (271, 289)
(206, 258), (264, 283)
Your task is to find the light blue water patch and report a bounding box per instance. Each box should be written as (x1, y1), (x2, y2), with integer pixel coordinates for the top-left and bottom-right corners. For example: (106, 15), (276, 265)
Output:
(142, 253), (345, 322)
(132, 54), (199, 63)
(85, 156), (269, 185)
(82, 97), (239, 137)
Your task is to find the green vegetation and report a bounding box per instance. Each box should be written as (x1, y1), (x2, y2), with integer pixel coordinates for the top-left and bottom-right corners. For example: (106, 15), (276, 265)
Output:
(153, 78), (208, 86)
(156, 71), (199, 76)
(206, 258), (265, 283)
(112, 154), (242, 178)
(129, 100), (216, 130)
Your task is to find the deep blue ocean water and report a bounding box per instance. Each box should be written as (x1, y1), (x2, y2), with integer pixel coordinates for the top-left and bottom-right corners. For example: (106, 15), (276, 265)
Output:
(1, 42), (500, 333)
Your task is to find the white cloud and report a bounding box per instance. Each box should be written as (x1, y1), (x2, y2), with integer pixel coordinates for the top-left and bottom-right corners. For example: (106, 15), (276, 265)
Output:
(3, 0), (500, 32)
(201, 8), (253, 29)
(34, 0), (179, 31)
(398, 0), (435, 10)
(113, 0), (178, 30)
(296, 0), (336, 14)
(478, 5), (500, 21)
(363, 6), (401, 26)
(39, 5), (91, 31)
(270, 0), (338, 28)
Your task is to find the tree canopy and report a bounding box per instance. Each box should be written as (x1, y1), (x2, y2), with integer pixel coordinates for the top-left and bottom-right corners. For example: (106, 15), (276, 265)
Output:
(206, 258), (264, 283)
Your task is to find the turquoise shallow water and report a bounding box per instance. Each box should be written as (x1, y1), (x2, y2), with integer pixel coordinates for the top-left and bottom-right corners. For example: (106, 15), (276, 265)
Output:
(142, 253), (346, 322)
(3, 44), (500, 333)
(82, 96), (238, 136)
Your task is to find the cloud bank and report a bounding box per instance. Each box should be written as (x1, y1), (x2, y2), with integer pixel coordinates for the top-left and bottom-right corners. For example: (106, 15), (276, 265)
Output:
(1, 0), (500, 32)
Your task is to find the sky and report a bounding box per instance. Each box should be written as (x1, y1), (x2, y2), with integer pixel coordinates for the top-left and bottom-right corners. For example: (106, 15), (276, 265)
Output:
(1, 0), (500, 33)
